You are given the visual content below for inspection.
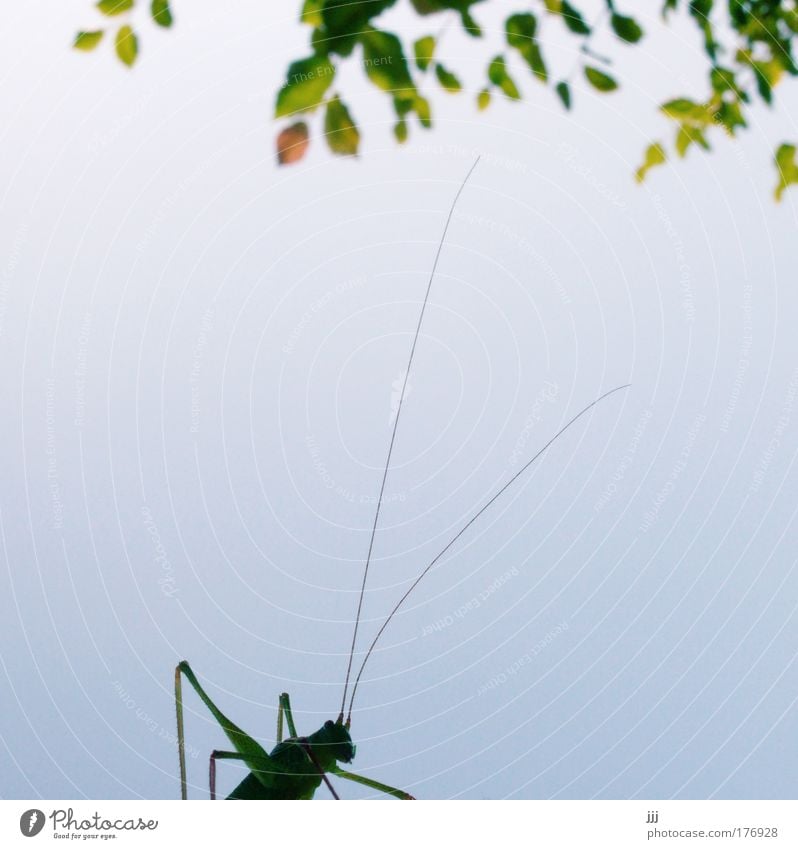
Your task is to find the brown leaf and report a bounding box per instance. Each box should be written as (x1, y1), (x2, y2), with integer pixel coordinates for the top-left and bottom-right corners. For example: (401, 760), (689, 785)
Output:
(276, 122), (310, 165)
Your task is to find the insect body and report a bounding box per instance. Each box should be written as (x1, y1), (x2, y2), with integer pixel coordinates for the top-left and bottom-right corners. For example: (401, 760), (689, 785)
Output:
(174, 158), (628, 800)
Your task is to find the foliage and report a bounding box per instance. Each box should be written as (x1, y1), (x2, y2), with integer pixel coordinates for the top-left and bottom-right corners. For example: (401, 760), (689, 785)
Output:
(73, 0), (798, 198)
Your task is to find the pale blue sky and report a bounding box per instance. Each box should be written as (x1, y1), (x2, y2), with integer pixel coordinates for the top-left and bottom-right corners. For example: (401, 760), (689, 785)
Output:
(1, 1), (797, 799)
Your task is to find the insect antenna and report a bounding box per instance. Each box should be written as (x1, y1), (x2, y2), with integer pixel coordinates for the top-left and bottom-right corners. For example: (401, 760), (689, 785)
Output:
(345, 383), (630, 722)
(338, 156), (482, 721)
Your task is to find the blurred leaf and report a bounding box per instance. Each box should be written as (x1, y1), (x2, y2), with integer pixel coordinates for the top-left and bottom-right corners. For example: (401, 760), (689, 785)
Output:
(774, 143), (798, 200)
(675, 125), (710, 157)
(276, 122), (310, 165)
(506, 13), (547, 82)
(322, 0), (396, 56)
(74, 31), (104, 51)
(635, 142), (666, 182)
(275, 55), (335, 118)
(555, 80), (571, 109)
(460, 8), (482, 37)
(584, 66), (618, 92)
(151, 0), (173, 28)
(360, 29), (416, 98)
(661, 98), (707, 122)
(489, 55), (521, 99)
(324, 95), (360, 156)
(477, 88), (491, 110)
(715, 99), (746, 135)
(561, 2), (591, 34)
(394, 117), (408, 143)
(300, 0), (323, 27)
(710, 66), (745, 100)
(435, 63), (462, 92)
(97, 0), (133, 16)
(413, 35), (435, 71)
(115, 25), (138, 67)
(610, 13), (643, 43)
(413, 94), (432, 127)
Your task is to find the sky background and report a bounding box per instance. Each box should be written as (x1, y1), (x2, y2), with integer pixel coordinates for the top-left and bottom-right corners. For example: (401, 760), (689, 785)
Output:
(1, 1), (797, 800)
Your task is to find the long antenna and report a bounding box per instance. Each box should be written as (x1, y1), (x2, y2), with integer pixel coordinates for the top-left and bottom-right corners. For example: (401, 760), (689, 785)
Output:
(339, 157), (481, 719)
(346, 383), (630, 721)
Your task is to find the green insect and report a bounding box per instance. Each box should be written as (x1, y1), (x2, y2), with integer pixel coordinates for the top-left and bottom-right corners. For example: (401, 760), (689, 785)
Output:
(174, 158), (628, 800)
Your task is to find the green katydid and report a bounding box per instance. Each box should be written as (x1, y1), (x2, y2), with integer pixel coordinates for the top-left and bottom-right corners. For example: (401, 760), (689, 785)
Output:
(174, 158), (629, 800)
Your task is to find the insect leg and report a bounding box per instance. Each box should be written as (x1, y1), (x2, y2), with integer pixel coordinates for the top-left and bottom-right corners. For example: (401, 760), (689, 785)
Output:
(174, 664), (187, 800)
(298, 738), (340, 800)
(279, 692), (299, 738)
(208, 750), (292, 800)
(175, 661), (276, 790)
(330, 765), (415, 800)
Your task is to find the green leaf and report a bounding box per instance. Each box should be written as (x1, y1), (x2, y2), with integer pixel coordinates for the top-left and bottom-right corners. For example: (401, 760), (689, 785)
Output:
(710, 66), (745, 100)
(300, 0), (323, 27)
(394, 118), (408, 143)
(610, 13), (643, 43)
(74, 31), (104, 52)
(360, 29), (416, 98)
(715, 99), (746, 135)
(584, 66), (618, 92)
(488, 55), (521, 100)
(460, 8), (482, 37)
(435, 63), (462, 92)
(506, 12), (537, 45)
(275, 55), (335, 118)
(97, 0), (133, 16)
(561, 2), (591, 34)
(774, 143), (798, 201)
(675, 125), (710, 157)
(151, 0), (173, 28)
(324, 95), (360, 156)
(477, 88), (491, 110)
(506, 13), (547, 82)
(115, 25), (138, 67)
(413, 94), (432, 127)
(635, 142), (667, 183)
(413, 35), (435, 71)
(661, 98), (705, 120)
(321, 0), (396, 55)
(555, 80), (571, 109)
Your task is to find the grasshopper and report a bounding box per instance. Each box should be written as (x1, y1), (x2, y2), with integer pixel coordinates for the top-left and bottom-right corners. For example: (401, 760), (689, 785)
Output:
(174, 158), (628, 800)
